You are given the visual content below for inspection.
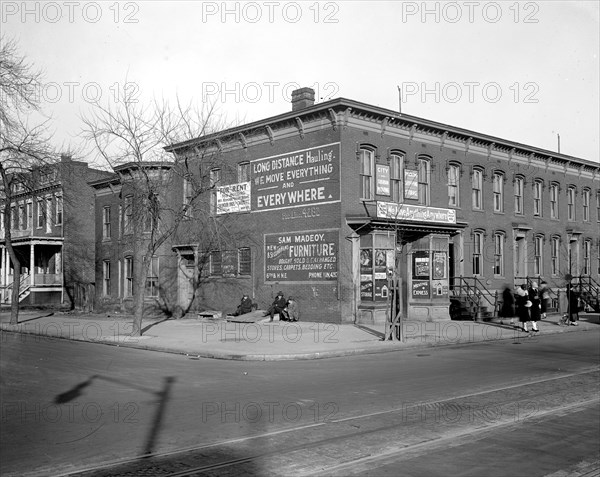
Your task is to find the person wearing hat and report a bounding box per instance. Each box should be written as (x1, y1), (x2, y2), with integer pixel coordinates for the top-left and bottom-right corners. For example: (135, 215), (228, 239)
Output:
(281, 296), (300, 322)
(265, 291), (287, 321)
(515, 284), (531, 332)
(527, 281), (541, 332)
(233, 294), (254, 316)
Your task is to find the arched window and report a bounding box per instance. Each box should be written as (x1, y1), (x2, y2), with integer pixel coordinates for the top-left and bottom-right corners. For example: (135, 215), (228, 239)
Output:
(471, 168), (483, 210)
(533, 179), (543, 217)
(550, 183), (559, 219)
(550, 236), (560, 276)
(493, 232), (504, 277)
(447, 162), (460, 207)
(417, 156), (430, 205)
(493, 171), (504, 213)
(567, 185), (576, 221)
(514, 175), (524, 215)
(390, 152), (404, 202)
(533, 235), (544, 276)
(582, 188), (591, 222)
(472, 230), (484, 276)
(359, 148), (375, 201)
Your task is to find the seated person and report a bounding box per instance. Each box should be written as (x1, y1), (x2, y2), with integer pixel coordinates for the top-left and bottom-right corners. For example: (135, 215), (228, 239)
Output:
(233, 294), (254, 316)
(264, 291), (286, 321)
(281, 297), (299, 322)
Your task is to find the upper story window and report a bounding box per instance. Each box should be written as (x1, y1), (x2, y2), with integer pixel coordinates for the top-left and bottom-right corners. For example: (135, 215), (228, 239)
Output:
(533, 180), (543, 217)
(124, 195), (133, 234)
(359, 148), (374, 201)
(471, 168), (483, 210)
(103, 206), (111, 239)
(417, 156), (430, 205)
(550, 183), (559, 219)
(582, 188), (590, 222)
(514, 176), (524, 215)
(597, 191), (600, 222)
(183, 176), (193, 218)
(447, 163), (460, 207)
(210, 168), (221, 215)
(492, 172), (504, 213)
(238, 162), (250, 183)
(567, 186), (576, 221)
(390, 153), (403, 202)
(36, 199), (44, 228)
(18, 204), (25, 230)
(55, 195), (62, 226)
(39, 169), (57, 185)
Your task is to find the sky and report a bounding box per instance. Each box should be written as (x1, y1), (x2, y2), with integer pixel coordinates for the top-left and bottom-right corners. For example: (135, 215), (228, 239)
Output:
(3, 1), (599, 167)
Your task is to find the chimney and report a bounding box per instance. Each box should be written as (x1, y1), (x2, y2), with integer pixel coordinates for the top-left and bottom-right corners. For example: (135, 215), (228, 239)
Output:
(291, 87), (315, 111)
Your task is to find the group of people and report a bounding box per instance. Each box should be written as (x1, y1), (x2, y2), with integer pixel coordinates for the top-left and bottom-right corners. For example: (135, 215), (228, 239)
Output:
(232, 291), (299, 322)
(500, 280), (580, 332)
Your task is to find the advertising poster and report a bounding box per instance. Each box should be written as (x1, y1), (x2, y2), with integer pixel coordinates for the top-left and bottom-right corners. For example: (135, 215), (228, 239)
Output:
(251, 143), (341, 212)
(360, 249), (373, 300)
(376, 164), (390, 196)
(265, 229), (338, 282)
(412, 280), (430, 298)
(216, 182), (251, 215)
(404, 169), (418, 199)
(433, 252), (446, 279)
(413, 251), (430, 278)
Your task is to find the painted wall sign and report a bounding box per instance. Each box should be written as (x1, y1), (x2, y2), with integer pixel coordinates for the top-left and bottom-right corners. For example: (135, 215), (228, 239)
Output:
(376, 165), (390, 195)
(251, 143), (340, 212)
(216, 181), (251, 215)
(377, 202), (457, 224)
(404, 169), (418, 199)
(265, 229), (338, 282)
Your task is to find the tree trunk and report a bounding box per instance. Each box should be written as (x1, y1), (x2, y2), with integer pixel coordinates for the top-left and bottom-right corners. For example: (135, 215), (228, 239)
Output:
(130, 253), (151, 337)
(3, 217), (21, 325)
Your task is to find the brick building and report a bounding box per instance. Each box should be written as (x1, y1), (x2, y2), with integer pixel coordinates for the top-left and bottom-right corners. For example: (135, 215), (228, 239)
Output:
(94, 88), (600, 323)
(0, 155), (112, 307)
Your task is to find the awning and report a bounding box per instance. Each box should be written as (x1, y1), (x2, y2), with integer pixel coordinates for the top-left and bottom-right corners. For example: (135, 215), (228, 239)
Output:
(346, 215), (467, 239)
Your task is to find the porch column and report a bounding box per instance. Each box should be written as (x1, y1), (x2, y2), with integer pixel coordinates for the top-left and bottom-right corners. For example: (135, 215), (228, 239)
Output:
(30, 243), (35, 286)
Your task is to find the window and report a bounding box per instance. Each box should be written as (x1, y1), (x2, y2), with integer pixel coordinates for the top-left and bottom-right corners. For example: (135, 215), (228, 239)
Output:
(210, 169), (221, 214)
(493, 172), (504, 212)
(11, 206), (17, 230)
(46, 197), (52, 232)
(583, 240), (591, 275)
(551, 236), (560, 276)
(124, 256), (133, 297)
(124, 195), (133, 233)
(472, 168), (483, 210)
(534, 235), (543, 276)
(493, 233), (504, 276)
(37, 199), (44, 228)
(238, 162), (250, 182)
(183, 176), (193, 218)
(103, 207), (111, 239)
(359, 149), (374, 201)
(55, 196), (62, 225)
(238, 248), (251, 276)
(145, 256), (159, 297)
(143, 193), (158, 233)
(103, 260), (111, 296)
(209, 250), (222, 275)
(567, 186), (576, 221)
(390, 154), (403, 202)
(550, 183), (559, 219)
(597, 191), (600, 222)
(447, 163), (460, 207)
(582, 189), (590, 222)
(417, 157), (430, 205)
(514, 176), (524, 215)
(39, 169), (56, 185)
(533, 180), (543, 216)
(18, 204), (25, 230)
(472, 231), (483, 276)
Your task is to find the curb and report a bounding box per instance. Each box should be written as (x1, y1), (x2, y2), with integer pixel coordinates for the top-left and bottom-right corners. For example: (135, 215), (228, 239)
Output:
(1, 319), (596, 361)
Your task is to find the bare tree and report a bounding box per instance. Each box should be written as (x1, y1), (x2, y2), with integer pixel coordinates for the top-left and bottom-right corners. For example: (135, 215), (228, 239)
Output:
(82, 85), (229, 336)
(0, 36), (57, 324)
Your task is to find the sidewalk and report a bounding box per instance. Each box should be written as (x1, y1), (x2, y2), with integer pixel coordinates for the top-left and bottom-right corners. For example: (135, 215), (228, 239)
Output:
(1, 309), (598, 360)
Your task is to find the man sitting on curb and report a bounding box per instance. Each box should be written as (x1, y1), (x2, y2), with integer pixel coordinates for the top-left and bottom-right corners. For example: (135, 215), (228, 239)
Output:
(281, 297), (299, 322)
(264, 291), (287, 322)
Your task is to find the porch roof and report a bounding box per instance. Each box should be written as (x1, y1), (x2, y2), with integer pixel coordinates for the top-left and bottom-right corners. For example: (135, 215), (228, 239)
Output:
(345, 215), (467, 238)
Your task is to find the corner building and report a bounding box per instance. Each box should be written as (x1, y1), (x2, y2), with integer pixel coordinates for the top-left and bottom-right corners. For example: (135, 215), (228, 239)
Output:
(166, 88), (600, 324)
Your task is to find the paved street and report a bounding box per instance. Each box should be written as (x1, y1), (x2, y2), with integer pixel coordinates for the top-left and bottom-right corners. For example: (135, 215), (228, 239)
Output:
(1, 328), (599, 476)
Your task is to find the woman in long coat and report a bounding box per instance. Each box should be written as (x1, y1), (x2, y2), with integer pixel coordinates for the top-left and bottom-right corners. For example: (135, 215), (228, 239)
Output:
(528, 282), (541, 332)
(515, 285), (530, 332)
(500, 286), (515, 325)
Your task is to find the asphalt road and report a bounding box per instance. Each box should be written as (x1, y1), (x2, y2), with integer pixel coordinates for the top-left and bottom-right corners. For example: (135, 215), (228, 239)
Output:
(1, 329), (599, 476)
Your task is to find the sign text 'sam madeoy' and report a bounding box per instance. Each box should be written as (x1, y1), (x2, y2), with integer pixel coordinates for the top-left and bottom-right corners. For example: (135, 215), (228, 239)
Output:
(251, 143), (340, 212)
